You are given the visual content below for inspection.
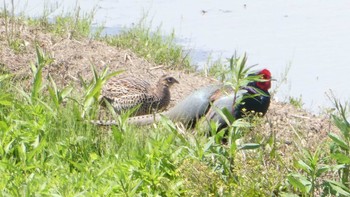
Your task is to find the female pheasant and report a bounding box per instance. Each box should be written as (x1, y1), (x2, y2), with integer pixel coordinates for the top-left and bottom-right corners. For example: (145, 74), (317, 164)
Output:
(100, 74), (179, 116)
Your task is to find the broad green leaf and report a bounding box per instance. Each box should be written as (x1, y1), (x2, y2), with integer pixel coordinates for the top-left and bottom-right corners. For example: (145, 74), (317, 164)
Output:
(231, 119), (250, 128)
(105, 70), (124, 81)
(69, 160), (86, 173)
(0, 100), (12, 106)
(31, 63), (43, 100)
(97, 165), (112, 177)
(279, 193), (300, 197)
(331, 152), (350, 164)
(287, 174), (310, 193)
(5, 139), (15, 154)
(112, 126), (123, 144)
(328, 132), (349, 150)
(61, 86), (74, 99)
(331, 164), (346, 171)
(83, 96), (94, 110)
(32, 135), (40, 148)
(326, 180), (350, 196)
(48, 74), (58, 93)
(316, 165), (330, 177)
(48, 86), (59, 107)
(296, 160), (312, 173)
(28, 137), (47, 161)
(203, 138), (214, 153)
(212, 106), (232, 126)
(0, 121), (8, 130)
(238, 143), (261, 150)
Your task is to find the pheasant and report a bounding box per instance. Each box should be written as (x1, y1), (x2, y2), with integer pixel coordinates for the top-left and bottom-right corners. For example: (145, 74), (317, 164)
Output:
(100, 74), (179, 116)
(205, 69), (272, 130)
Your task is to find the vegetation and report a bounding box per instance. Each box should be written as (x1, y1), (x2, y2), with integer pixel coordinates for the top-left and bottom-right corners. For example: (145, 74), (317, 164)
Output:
(104, 17), (192, 70)
(1, 2), (350, 196)
(289, 95), (303, 109)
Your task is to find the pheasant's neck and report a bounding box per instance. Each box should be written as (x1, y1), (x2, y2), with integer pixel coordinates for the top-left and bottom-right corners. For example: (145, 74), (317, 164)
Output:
(244, 84), (269, 94)
(155, 85), (171, 108)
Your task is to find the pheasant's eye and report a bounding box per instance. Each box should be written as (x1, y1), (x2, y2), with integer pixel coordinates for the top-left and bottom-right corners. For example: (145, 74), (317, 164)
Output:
(263, 74), (271, 79)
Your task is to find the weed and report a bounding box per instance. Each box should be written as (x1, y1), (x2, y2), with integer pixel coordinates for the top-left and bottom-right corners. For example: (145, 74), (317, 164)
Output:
(289, 95), (304, 109)
(287, 148), (330, 196)
(324, 94), (350, 196)
(30, 45), (54, 102)
(81, 64), (122, 118)
(201, 54), (224, 77)
(2, 0), (25, 53)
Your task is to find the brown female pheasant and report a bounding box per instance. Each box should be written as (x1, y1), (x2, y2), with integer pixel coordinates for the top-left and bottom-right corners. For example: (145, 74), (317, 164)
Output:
(100, 75), (179, 116)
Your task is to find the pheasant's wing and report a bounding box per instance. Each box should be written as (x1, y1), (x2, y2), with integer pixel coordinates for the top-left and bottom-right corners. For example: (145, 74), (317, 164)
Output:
(101, 77), (152, 112)
(166, 85), (222, 123)
(102, 77), (151, 97)
(205, 90), (247, 127)
(206, 94), (235, 125)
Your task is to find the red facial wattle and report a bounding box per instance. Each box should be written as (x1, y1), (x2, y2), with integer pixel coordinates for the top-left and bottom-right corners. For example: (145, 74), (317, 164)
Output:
(256, 69), (271, 91)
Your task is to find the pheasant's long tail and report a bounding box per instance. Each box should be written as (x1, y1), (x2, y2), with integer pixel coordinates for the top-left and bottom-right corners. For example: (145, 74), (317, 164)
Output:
(90, 120), (118, 126)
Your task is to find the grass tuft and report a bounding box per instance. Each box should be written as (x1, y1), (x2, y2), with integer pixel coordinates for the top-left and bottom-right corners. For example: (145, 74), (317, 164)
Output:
(105, 18), (192, 70)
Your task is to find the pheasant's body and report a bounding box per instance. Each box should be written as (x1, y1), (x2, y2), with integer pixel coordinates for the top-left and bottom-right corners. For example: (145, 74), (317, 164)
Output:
(101, 75), (178, 116)
(205, 86), (271, 130)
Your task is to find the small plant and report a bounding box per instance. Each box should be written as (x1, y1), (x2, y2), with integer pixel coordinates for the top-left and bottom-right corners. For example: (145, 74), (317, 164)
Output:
(81, 64), (122, 118)
(324, 95), (350, 196)
(287, 148), (330, 196)
(289, 95), (303, 109)
(30, 45), (53, 102)
(194, 54), (271, 194)
(47, 74), (73, 110)
(0, 74), (12, 107)
(35, 3), (102, 39)
(2, 0), (25, 53)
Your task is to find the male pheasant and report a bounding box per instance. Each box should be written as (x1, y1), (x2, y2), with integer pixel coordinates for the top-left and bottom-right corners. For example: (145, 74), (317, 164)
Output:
(100, 74), (179, 116)
(205, 69), (272, 130)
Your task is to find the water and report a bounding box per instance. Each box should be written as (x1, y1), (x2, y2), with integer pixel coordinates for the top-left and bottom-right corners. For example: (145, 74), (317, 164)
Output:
(2, 0), (350, 112)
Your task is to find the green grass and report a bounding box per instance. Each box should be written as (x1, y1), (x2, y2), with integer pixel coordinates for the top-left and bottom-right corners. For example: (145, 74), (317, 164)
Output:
(289, 95), (304, 109)
(104, 18), (192, 70)
(1, 1), (102, 45)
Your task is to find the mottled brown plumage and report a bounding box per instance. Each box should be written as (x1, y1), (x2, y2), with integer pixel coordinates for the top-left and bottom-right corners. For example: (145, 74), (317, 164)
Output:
(100, 75), (179, 115)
